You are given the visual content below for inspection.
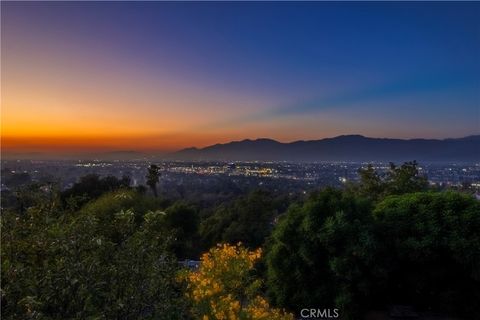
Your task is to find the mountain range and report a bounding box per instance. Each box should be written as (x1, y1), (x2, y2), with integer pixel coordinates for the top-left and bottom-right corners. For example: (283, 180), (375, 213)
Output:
(170, 135), (480, 162)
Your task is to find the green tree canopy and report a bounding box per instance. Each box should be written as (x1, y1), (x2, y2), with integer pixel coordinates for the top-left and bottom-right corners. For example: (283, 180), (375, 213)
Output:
(370, 191), (480, 316)
(265, 189), (480, 318)
(200, 190), (283, 249)
(1, 189), (188, 319)
(265, 188), (372, 317)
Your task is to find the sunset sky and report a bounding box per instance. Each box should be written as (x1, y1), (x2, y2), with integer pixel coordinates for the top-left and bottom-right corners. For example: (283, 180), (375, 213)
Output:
(2, 2), (479, 156)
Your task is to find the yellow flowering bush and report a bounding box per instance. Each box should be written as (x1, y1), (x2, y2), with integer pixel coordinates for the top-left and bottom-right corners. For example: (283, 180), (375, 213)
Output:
(180, 243), (293, 320)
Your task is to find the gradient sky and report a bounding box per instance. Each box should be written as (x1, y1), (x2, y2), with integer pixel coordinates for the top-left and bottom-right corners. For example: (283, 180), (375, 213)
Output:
(2, 1), (479, 155)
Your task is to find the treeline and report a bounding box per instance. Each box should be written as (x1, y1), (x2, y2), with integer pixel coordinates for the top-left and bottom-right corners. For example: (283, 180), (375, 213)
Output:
(1, 162), (479, 319)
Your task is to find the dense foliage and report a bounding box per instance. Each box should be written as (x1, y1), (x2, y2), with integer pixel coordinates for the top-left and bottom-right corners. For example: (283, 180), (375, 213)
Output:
(60, 174), (131, 209)
(164, 202), (200, 259)
(371, 192), (480, 315)
(1, 161), (478, 319)
(2, 190), (188, 319)
(265, 189), (374, 316)
(266, 190), (480, 318)
(200, 191), (288, 249)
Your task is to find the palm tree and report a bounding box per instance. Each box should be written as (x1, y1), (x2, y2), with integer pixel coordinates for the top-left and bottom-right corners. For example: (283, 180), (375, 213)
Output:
(146, 164), (160, 197)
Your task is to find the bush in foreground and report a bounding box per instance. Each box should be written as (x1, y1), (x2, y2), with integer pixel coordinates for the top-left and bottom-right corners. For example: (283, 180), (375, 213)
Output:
(1, 190), (188, 319)
(180, 243), (293, 320)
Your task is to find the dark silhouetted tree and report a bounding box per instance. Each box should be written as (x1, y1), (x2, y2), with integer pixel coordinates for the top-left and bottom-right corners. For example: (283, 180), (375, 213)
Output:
(355, 164), (384, 200)
(200, 190), (280, 249)
(385, 160), (428, 195)
(164, 202), (199, 258)
(61, 174), (131, 209)
(349, 161), (429, 201)
(146, 164), (160, 197)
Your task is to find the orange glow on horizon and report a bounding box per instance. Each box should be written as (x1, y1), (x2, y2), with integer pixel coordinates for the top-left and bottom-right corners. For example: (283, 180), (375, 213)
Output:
(1, 133), (239, 153)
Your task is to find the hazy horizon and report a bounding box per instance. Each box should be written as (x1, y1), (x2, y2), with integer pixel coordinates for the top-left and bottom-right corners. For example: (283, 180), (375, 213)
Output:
(3, 133), (479, 161)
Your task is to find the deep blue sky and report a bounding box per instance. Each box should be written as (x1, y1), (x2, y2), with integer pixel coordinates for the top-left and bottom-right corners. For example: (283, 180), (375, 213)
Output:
(2, 1), (480, 152)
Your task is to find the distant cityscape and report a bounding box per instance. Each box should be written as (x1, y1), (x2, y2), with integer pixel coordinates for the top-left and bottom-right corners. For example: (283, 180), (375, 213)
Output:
(2, 159), (479, 193)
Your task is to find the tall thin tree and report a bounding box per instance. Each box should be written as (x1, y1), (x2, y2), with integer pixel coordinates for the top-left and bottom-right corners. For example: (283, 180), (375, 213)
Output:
(146, 164), (160, 197)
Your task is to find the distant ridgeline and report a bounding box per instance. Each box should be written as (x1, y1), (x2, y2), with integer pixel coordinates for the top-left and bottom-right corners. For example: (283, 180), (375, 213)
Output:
(170, 135), (480, 162)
